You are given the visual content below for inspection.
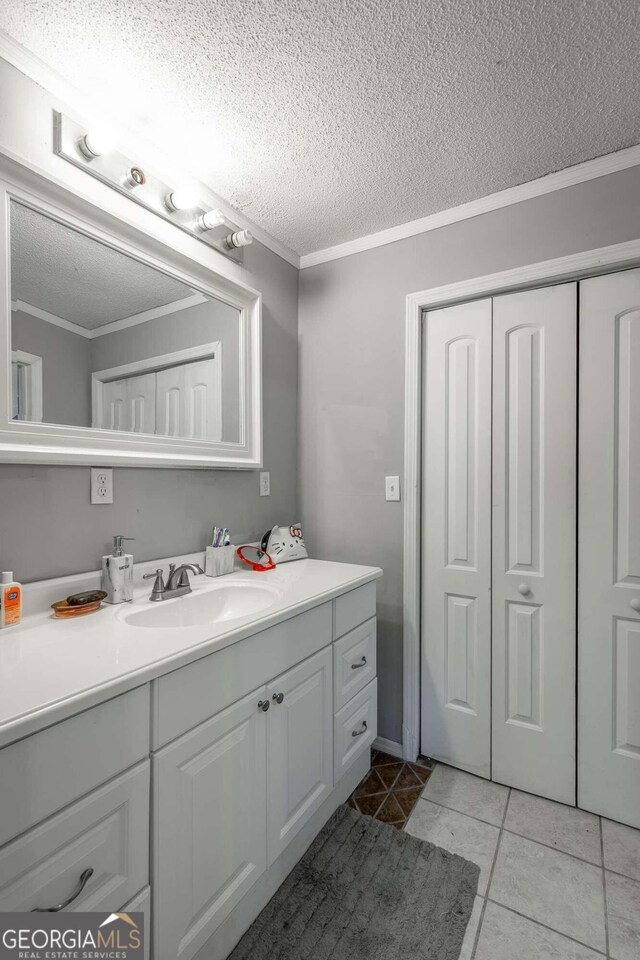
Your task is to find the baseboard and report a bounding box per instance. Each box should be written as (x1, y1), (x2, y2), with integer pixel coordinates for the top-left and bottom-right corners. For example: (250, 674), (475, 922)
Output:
(373, 736), (404, 759)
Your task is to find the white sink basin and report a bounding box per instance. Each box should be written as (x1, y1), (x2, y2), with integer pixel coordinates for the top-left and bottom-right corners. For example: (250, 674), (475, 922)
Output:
(123, 581), (281, 629)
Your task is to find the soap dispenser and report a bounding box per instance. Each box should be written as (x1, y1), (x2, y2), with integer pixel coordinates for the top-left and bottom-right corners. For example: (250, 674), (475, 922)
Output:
(101, 535), (135, 604)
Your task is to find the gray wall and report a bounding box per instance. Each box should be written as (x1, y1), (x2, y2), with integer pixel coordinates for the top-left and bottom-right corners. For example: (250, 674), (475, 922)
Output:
(0, 239), (298, 582)
(298, 164), (640, 744)
(12, 310), (92, 427)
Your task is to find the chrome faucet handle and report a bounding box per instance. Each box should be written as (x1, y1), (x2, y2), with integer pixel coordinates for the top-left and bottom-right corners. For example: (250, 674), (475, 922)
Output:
(143, 568), (165, 602)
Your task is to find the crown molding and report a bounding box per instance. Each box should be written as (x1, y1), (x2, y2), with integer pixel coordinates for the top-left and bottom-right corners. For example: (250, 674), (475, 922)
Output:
(12, 293), (208, 339)
(300, 143), (640, 268)
(11, 298), (92, 337)
(0, 29), (300, 269)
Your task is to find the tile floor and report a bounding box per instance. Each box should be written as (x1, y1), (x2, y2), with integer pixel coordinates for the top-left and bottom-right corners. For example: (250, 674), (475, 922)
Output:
(346, 749), (435, 827)
(351, 753), (640, 960)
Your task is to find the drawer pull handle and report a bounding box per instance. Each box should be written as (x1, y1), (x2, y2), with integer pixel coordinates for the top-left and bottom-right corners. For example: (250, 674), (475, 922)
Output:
(258, 699), (270, 712)
(272, 692), (284, 704)
(352, 720), (368, 738)
(351, 656), (367, 670)
(32, 867), (94, 912)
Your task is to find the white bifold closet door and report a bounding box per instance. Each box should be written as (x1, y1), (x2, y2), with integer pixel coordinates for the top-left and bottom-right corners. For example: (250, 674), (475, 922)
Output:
(101, 373), (156, 433)
(156, 359), (221, 441)
(579, 268), (640, 829)
(422, 298), (492, 778)
(422, 285), (577, 799)
(491, 284), (577, 804)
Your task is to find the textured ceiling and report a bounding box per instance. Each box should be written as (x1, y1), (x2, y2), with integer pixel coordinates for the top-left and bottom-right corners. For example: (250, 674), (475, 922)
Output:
(11, 203), (193, 326)
(2, 0), (640, 255)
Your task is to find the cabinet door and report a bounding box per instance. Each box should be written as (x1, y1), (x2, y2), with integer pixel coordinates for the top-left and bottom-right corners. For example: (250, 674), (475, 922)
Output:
(579, 268), (640, 828)
(492, 283), (577, 803)
(156, 358), (221, 441)
(153, 688), (267, 960)
(267, 648), (333, 864)
(422, 298), (492, 777)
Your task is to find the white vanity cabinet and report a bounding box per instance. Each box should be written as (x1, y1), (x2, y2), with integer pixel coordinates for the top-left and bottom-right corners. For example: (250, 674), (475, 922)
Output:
(0, 689), (151, 918)
(0, 564), (380, 960)
(153, 647), (334, 959)
(153, 689), (268, 960)
(266, 647), (333, 863)
(152, 586), (376, 960)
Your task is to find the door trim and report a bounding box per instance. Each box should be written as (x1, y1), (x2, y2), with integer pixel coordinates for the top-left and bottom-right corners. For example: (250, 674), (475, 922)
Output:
(402, 236), (640, 762)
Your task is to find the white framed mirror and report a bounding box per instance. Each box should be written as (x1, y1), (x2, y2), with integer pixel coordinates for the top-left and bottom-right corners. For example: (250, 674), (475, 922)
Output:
(0, 157), (262, 468)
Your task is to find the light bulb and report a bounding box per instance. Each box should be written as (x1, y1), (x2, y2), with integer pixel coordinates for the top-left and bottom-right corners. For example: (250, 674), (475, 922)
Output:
(198, 208), (226, 231)
(224, 229), (253, 249)
(78, 128), (114, 159)
(165, 188), (198, 211)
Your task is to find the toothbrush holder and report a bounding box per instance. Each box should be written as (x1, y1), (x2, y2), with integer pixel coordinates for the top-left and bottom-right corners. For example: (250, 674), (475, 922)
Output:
(205, 544), (235, 578)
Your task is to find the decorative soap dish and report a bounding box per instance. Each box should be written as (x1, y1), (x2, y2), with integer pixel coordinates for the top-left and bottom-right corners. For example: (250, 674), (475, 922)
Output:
(51, 590), (107, 619)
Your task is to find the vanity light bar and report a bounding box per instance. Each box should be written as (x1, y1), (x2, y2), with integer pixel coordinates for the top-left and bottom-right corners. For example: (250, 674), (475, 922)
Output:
(53, 111), (252, 263)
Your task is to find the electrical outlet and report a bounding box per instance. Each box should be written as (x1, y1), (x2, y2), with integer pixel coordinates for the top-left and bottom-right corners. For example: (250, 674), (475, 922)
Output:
(259, 471), (270, 497)
(385, 475), (401, 501)
(91, 467), (113, 504)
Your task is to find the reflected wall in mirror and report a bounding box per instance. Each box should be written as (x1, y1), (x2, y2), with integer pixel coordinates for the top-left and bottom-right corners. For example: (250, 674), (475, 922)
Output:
(10, 201), (242, 443)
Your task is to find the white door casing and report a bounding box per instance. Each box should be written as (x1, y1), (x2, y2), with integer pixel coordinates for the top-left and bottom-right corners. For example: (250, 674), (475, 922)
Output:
(421, 298), (492, 777)
(491, 283), (577, 804)
(266, 647), (333, 863)
(153, 688), (268, 960)
(579, 268), (640, 828)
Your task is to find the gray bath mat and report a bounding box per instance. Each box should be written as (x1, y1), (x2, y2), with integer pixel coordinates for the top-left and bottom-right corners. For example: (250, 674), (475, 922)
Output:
(229, 804), (480, 960)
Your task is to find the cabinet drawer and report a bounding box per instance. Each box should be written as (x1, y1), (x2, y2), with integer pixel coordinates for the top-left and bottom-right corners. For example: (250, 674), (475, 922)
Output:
(153, 602), (332, 746)
(334, 679), (377, 780)
(333, 617), (377, 710)
(0, 762), (149, 913)
(0, 686), (150, 846)
(334, 582), (377, 639)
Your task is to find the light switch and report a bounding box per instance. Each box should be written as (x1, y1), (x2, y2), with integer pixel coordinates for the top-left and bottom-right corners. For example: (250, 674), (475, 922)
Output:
(385, 475), (400, 501)
(259, 471), (270, 497)
(91, 467), (113, 504)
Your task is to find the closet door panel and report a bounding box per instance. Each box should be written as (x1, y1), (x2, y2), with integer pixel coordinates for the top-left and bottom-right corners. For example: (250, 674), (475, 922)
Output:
(492, 283), (576, 803)
(156, 359), (221, 442)
(422, 298), (492, 777)
(579, 268), (640, 828)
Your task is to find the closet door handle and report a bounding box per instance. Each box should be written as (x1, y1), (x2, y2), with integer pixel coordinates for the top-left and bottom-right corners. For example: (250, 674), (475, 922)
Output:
(518, 583), (531, 596)
(351, 656), (367, 670)
(32, 867), (94, 912)
(630, 598), (640, 613)
(352, 720), (368, 738)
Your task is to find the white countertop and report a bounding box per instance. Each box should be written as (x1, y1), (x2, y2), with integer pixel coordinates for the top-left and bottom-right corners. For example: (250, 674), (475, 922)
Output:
(0, 559), (382, 747)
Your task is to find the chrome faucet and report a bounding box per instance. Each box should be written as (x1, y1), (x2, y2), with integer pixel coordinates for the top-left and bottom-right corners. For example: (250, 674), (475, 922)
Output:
(143, 562), (204, 602)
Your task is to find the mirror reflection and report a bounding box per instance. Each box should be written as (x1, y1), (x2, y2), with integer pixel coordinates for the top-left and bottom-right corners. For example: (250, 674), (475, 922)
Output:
(10, 201), (242, 443)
